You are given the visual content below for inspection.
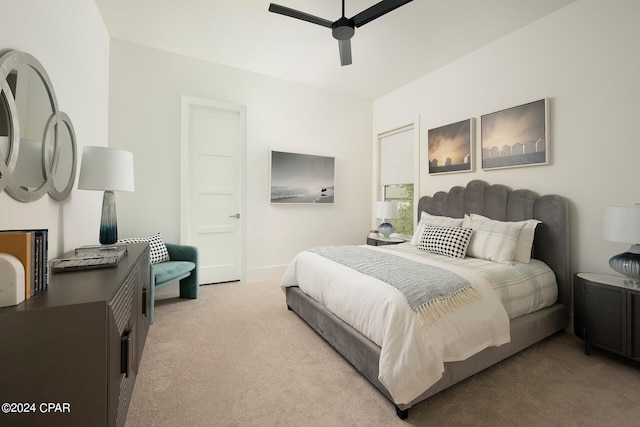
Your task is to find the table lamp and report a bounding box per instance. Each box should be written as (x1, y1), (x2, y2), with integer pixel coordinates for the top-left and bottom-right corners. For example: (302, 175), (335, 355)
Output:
(375, 201), (399, 239)
(78, 146), (135, 245)
(602, 205), (640, 284)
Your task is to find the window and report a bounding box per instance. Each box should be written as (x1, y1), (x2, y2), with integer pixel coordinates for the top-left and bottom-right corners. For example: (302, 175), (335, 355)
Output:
(378, 126), (415, 236)
(384, 184), (414, 235)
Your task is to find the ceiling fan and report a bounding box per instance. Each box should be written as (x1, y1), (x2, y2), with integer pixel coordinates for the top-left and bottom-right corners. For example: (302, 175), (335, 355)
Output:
(268, 0), (413, 66)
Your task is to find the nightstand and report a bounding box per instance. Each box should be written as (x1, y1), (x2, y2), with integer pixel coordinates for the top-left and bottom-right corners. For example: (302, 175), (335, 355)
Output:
(574, 272), (640, 361)
(366, 236), (404, 246)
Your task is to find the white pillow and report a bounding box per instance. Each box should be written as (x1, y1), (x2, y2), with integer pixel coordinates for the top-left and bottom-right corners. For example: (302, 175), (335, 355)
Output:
(470, 214), (541, 263)
(462, 216), (524, 264)
(418, 224), (472, 259)
(411, 212), (464, 245)
(118, 233), (170, 264)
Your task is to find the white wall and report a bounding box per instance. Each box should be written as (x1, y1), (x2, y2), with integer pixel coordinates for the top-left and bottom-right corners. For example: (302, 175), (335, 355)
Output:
(373, 0), (640, 276)
(108, 40), (372, 281)
(3, 0), (635, 282)
(0, 0), (110, 256)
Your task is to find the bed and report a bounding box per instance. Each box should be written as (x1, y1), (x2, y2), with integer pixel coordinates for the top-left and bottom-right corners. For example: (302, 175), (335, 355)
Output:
(282, 180), (570, 419)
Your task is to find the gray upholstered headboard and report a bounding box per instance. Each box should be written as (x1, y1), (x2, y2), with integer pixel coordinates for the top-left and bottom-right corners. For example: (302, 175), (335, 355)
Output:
(417, 180), (570, 306)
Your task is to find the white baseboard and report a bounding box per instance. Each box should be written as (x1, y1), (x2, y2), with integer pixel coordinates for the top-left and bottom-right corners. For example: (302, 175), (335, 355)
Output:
(246, 264), (288, 283)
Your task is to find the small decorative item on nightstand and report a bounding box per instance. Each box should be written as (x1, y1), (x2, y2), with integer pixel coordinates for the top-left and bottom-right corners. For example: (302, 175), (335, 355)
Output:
(602, 205), (640, 285)
(375, 201), (398, 238)
(368, 230), (379, 239)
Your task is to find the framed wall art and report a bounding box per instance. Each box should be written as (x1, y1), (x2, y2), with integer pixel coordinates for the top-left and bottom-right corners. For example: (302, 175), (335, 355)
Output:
(427, 118), (473, 175)
(481, 98), (549, 170)
(269, 150), (335, 204)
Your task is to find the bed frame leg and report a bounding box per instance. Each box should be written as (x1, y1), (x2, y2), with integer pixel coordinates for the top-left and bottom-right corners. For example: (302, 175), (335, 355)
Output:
(395, 406), (409, 420)
(287, 304), (293, 311)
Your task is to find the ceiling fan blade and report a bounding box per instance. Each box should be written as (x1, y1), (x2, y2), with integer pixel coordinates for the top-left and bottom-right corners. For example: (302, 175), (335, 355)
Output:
(268, 3), (333, 28)
(351, 0), (413, 28)
(338, 39), (352, 66)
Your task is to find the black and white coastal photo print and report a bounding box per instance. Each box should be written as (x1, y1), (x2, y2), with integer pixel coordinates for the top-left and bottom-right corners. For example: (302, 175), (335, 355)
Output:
(270, 150), (335, 204)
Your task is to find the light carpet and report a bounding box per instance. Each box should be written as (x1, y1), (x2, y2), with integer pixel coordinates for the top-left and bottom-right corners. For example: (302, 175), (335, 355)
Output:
(126, 280), (640, 426)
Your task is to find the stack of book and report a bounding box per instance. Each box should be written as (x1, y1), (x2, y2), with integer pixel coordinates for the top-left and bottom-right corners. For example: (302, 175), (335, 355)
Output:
(0, 229), (48, 301)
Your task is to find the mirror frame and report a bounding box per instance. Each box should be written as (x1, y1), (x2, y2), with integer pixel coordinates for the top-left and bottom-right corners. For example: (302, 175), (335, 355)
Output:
(44, 111), (77, 200)
(0, 50), (77, 202)
(0, 78), (19, 194)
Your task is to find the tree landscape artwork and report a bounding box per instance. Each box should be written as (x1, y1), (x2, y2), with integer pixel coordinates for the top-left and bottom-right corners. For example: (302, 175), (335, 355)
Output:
(270, 150), (335, 204)
(428, 119), (473, 174)
(481, 99), (549, 169)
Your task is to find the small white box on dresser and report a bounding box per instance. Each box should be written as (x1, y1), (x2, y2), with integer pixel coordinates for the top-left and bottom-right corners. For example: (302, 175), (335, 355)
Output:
(0, 252), (25, 307)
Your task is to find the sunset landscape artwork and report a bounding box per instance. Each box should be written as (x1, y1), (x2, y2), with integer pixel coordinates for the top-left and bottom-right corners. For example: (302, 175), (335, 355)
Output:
(481, 99), (548, 169)
(428, 118), (473, 175)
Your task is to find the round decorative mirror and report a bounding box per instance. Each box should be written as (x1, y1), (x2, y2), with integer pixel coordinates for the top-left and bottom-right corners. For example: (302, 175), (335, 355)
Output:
(44, 112), (77, 200)
(0, 50), (77, 202)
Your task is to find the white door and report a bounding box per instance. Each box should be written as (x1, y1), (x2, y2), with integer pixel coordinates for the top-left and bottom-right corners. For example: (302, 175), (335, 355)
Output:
(181, 96), (245, 284)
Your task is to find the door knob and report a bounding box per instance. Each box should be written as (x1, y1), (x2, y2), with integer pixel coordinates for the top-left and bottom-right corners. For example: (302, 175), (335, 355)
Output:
(229, 213), (240, 219)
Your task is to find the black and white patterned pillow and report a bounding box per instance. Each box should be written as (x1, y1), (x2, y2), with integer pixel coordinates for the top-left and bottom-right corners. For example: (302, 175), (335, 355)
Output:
(118, 233), (170, 264)
(418, 225), (472, 259)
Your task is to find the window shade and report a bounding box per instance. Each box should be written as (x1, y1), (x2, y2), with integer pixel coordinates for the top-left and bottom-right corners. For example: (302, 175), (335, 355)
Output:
(380, 128), (413, 185)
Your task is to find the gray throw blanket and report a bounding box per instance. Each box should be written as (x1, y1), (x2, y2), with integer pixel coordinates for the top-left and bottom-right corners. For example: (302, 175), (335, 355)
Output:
(308, 245), (480, 325)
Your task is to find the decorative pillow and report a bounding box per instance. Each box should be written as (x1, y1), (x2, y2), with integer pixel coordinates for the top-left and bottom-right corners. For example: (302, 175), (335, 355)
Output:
(118, 233), (170, 264)
(462, 216), (524, 264)
(410, 212), (464, 245)
(470, 214), (541, 263)
(417, 224), (472, 259)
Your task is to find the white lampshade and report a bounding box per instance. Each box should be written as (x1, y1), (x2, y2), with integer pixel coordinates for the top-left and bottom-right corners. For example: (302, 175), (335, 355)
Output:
(375, 201), (399, 220)
(602, 205), (640, 244)
(78, 146), (135, 192)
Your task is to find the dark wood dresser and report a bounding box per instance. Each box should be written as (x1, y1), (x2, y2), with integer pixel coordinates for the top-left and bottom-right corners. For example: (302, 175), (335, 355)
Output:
(0, 243), (150, 427)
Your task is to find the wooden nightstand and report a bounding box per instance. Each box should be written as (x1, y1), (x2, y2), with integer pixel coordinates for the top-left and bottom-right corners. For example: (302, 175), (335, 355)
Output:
(574, 272), (640, 361)
(366, 236), (404, 246)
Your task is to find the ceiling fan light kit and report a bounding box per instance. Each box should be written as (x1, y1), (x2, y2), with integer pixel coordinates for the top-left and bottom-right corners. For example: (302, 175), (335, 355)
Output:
(269, 0), (413, 66)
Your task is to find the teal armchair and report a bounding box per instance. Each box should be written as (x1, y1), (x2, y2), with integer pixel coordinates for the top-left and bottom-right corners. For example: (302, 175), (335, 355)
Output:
(149, 243), (199, 324)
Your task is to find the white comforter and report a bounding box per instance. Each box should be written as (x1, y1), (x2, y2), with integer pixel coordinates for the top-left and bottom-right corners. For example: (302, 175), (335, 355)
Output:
(281, 245), (511, 405)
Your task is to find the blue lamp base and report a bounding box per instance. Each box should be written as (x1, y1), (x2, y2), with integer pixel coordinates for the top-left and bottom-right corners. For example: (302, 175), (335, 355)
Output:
(609, 246), (640, 285)
(99, 190), (118, 245)
(378, 221), (395, 239)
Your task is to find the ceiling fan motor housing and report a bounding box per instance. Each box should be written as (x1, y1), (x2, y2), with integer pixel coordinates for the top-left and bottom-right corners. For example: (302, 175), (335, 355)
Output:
(332, 17), (355, 40)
